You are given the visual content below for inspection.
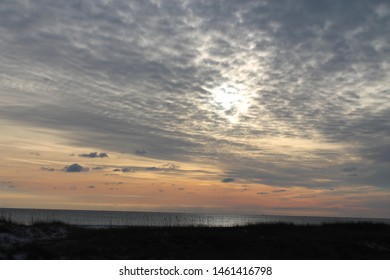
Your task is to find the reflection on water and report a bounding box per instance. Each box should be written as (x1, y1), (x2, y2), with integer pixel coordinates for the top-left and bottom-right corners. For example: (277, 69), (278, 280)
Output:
(1, 208), (389, 227)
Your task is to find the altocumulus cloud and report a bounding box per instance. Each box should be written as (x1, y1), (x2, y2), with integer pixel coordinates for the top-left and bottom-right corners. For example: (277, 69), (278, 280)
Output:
(0, 0), (388, 192)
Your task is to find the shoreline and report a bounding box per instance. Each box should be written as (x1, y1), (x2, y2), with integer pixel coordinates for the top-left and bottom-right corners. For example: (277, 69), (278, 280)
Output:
(1, 207), (389, 227)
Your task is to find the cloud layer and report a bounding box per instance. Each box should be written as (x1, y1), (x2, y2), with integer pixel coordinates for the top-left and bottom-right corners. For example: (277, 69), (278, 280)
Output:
(0, 0), (389, 191)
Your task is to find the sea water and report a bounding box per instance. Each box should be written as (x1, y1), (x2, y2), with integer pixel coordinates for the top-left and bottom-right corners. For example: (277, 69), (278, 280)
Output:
(0, 208), (389, 227)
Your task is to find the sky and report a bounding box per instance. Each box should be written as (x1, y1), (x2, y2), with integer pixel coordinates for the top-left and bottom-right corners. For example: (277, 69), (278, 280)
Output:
(0, 0), (389, 218)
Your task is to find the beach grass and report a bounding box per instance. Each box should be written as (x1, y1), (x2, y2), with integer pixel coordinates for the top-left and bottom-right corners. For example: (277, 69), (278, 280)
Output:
(1, 219), (389, 259)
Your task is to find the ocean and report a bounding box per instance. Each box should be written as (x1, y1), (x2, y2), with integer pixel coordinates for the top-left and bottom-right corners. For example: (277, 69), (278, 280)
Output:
(1, 208), (389, 227)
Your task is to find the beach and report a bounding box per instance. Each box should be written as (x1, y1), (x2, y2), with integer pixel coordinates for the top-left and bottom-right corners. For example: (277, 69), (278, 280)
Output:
(1, 219), (389, 260)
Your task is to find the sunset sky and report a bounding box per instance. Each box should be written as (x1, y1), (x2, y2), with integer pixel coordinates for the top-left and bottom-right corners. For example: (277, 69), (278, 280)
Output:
(0, 0), (389, 218)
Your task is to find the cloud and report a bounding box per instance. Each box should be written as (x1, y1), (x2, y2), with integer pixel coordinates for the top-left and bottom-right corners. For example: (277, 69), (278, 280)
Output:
(146, 167), (158, 171)
(112, 167), (134, 173)
(134, 150), (147, 156)
(87, 185), (95, 189)
(363, 144), (390, 163)
(79, 152), (108, 158)
(121, 168), (134, 173)
(92, 166), (105, 170)
(64, 163), (88, 172)
(273, 189), (287, 193)
(163, 162), (179, 170)
(1, 181), (16, 190)
(221, 177), (235, 183)
(342, 167), (358, 173)
(40, 166), (55, 172)
(257, 192), (269, 195)
(0, 0), (388, 194)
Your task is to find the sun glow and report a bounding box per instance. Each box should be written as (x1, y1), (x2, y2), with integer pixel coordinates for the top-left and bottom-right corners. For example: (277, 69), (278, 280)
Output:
(210, 83), (250, 123)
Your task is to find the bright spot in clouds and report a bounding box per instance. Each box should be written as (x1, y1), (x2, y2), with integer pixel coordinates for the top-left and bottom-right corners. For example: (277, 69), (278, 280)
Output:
(210, 84), (250, 123)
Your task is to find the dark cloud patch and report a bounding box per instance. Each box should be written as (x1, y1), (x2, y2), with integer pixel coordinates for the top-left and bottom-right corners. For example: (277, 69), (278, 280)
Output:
(29, 152), (40, 156)
(163, 162), (179, 170)
(121, 168), (134, 173)
(1, 181), (16, 190)
(273, 189), (287, 193)
(363, 145), (390, 163)
(40, 166), (55, 172)
(134, 150), (147, 156)
(257, 192), (269, 195)
(92, 166), (105, 170)
(87, 185), (95, 189)
(64, 163), (88, 172)
(146, 167), (158, 171)
(113, 167), (134, 173)
(221, 177), (235, 183)
(342, 167), (358, 173)
(79, 152), (108, 158)
(341, 166), (362, 178)
(0, 181), (12, 184)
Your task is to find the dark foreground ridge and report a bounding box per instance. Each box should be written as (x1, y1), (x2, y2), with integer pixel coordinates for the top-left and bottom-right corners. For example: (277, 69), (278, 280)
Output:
(1, 219), (389, 259)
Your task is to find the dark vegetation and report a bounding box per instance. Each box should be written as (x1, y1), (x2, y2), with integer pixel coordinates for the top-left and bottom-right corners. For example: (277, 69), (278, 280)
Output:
(1, 218), (389, 259)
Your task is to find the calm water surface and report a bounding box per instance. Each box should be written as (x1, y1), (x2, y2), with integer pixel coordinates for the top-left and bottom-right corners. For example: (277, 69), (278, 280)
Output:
(1, 208), (389, 227)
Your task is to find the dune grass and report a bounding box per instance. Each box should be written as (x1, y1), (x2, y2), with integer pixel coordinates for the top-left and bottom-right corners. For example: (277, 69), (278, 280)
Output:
(0, 219), (389, 259)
